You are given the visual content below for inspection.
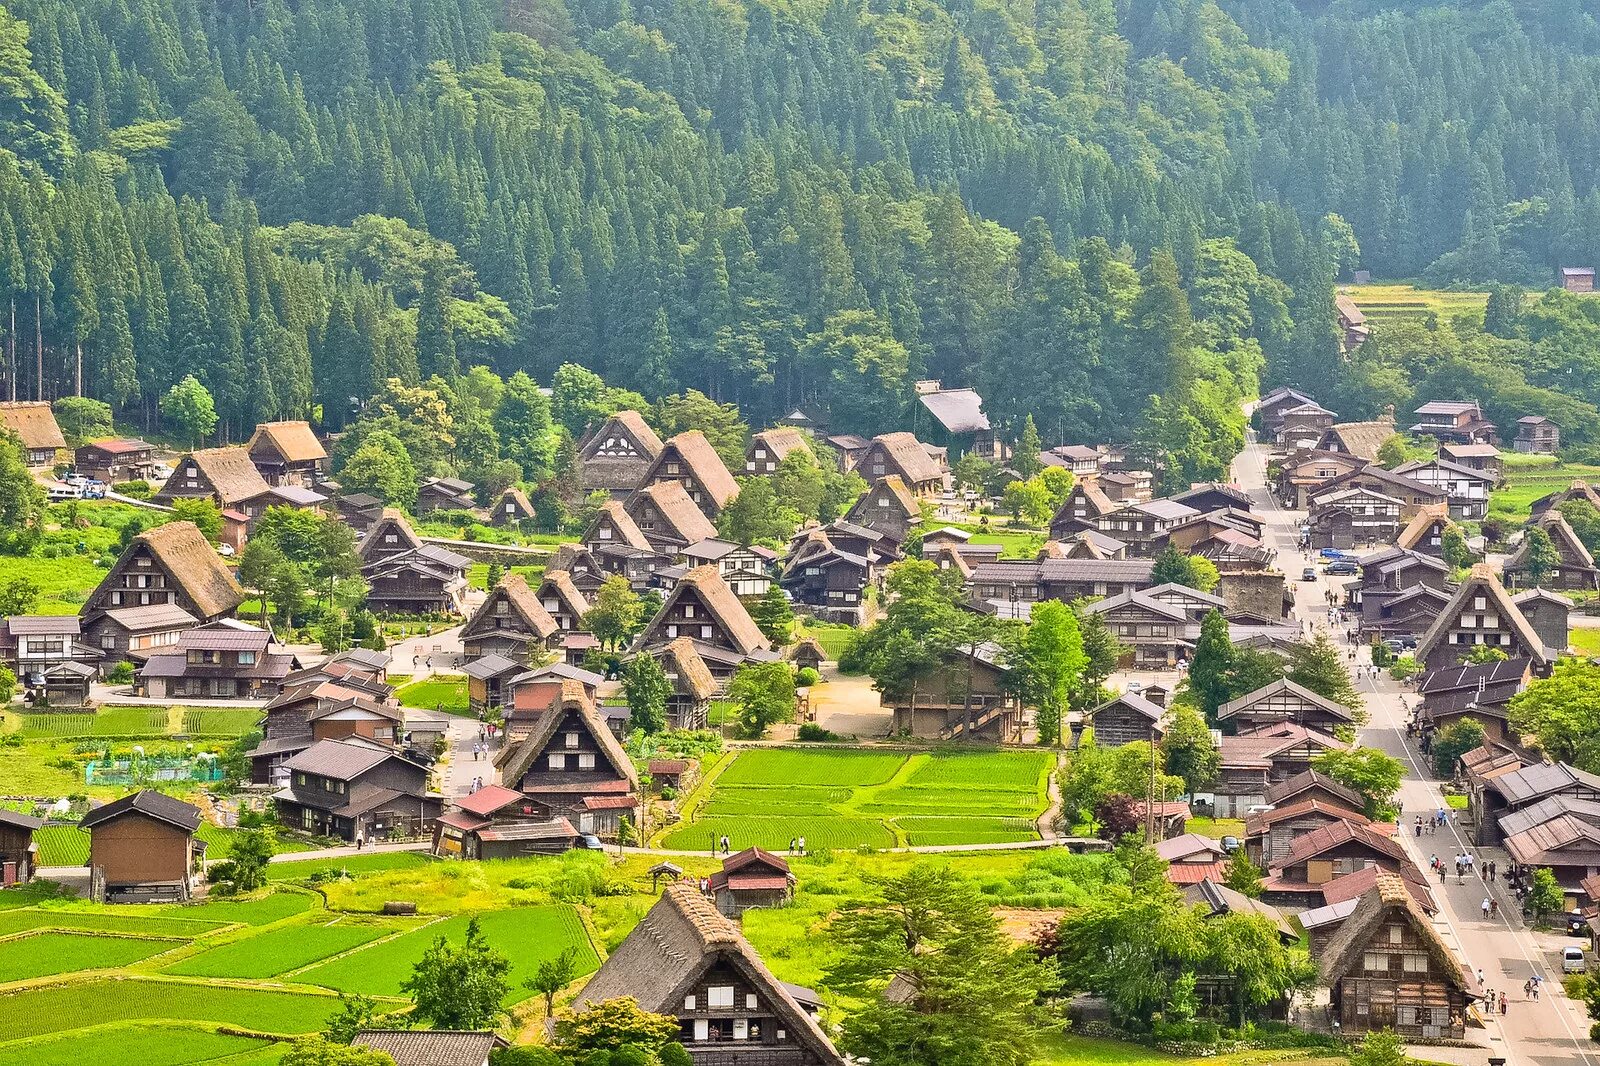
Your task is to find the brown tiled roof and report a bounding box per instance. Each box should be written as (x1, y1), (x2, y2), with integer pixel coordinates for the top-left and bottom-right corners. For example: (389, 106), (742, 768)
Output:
(1243, 798), (1370, 837)
(573, 882), (844, 1065)
(1263, 770), (1365, 810)
(179, 446), (273, 504)
(497, 680), (639, 789)
(247, 421), (327, 463)
(0, 401), (65, 450)
(80, 789), (201, 833)
(103, 521), (245, 619)
(1279, 819), (1406, 869)
(868, 431), (943, 484)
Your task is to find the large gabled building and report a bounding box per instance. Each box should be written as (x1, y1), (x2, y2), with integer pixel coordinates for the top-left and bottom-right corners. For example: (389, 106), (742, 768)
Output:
(1504, 511), (1600, 592)
(461, 572), (558, 662)
(641, 430), (740, 517)
(81, 521), (245, 664)
(633, 565), (773, 670)
(744, 427), (813, 475)
(625, 480), (719, 554)
(845, 474), (921, 542)
(856, 432), (944, 497)
(357, 510), (470, 615)
(1414, 564), (1552, 672)
(275, 737), (440, 842)
(154, 446), (271, 509)
(246, 421), (327, 486)
(578, 410), (664, 497)
(494, 680), (639, 838)
(0, 401), (65, 467)
(573, 882), (845, 1065)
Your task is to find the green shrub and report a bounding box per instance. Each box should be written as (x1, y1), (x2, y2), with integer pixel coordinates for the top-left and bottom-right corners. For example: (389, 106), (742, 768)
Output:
(796, 666), (820, 686)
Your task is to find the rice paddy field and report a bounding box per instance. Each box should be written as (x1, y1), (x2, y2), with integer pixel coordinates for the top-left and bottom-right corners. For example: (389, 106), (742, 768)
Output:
(1342, 281), (1493, 329)
(1489, 459), (1600, 521)
(2, 705), (262, 739)
(656, 747), (1054, 851)
(395, 674), (471, 715)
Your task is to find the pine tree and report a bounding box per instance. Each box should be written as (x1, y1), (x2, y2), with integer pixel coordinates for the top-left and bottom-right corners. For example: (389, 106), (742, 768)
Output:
(1013, 415), (1042, 479)
(416, 256), (458, 381)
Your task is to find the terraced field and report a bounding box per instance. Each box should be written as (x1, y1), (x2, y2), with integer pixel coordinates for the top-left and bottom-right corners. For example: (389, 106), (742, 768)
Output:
(1343, 282), (1493, 328)
(162, 915), (414, 978)
(0, 931), (186, 981)
(658, 748), (1053, 851)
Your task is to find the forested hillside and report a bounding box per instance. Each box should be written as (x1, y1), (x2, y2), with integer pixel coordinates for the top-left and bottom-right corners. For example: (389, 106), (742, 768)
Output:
(3, 0), (1600, 458)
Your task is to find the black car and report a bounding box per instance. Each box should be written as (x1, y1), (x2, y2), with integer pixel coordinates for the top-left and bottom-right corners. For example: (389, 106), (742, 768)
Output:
(1568, 911), (1590, 937)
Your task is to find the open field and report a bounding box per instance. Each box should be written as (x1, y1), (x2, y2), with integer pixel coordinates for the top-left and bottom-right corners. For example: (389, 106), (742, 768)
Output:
(0, 979), (346, 1042)
(0, 553), (108, 614)
(1343, 281), (1491, 329)
(1037, 1035), (1346, 1066)
(1489, 461), (1600, 521)
(32, 822), (310, 865)
(658, 748), (1053, 851)
(396, 674), (470, 715)
(467, 563), (544, 591)
(4, 705), (263, 739)
(10, 1023), (277, 1066)
(266, 851), (435, 880)
(0, 931), (185, 982)
(295, 906), (598, 1000)
(0, 907), (226, 938)
(163, 915), (414, 978)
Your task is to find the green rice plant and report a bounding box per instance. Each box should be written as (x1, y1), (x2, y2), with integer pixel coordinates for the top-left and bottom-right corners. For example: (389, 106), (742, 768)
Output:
(3, 1023), (273, 1066)
(0, 979), (347, 1041)
(717, 749), (905, 787)
(161, 891), (315, 926)
(658, 814), (897, 853)
(895, 816), (1039, 847)
(296, 906), (598, 1001)
(33, 825), (90, 865)
(0, 931), (185, 982)
(904, 751), (1052, 792)
(17, 706), (171, 738)
(164, 917), (408, 978)
(266, 852), (434, 881)
(179, 709), (264, 736)
(0, 908), (225, 938)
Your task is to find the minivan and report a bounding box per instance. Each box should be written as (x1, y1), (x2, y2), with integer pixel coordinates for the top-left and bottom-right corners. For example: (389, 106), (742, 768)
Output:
(1564, 946), (1587, 974)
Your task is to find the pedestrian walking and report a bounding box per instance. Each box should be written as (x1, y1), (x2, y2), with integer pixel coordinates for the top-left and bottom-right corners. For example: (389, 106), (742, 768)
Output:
(1499, 992), (1507, 1015)
(789, 837), (797, 855)
(1477, 968), (1485, 988)
(1482, 897), (1492, 918)
(1491, 898), (1499, 918)
(798, 836), (807, 855)
(720, 834), (731, 855)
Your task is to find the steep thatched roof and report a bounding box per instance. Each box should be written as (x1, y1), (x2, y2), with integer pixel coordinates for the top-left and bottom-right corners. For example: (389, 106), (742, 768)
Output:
(465, 572), (557, 641)
(247, 421), (327, 463)
(1318, 872), (1472, 994)
(656, 636), (718, 700)
(1394, 503), (1451, 552)
(537, 569), (589, 618)
(496, 680), (638, 788)
(358, 509), (425, 560)
(173, 446), (272, 505)
(1414, 563), (1549, 667)
(584, 500), (652, 552)
(867, 431), (943, 484)
(1318, 420), (1396, 462)
(643, 430), (739, 510)
(749, 427), (813, 465)
(0, 401), (65, 450)
(90, 520), (245, 620)
(573, 882), (844, 1065)
(637, 564), (770, 655)
(626, 480), (717, 547)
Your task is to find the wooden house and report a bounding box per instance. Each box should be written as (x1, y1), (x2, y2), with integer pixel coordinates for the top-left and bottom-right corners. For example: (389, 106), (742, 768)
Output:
(1048, 479), (1116, 537)
(915, 381), (1004, 460)
(1, 615), (101, 695)
(1319, 873), (1475, 1039)
(573, 882), (845, 1065)
(247, 679), (403, 786)
(1438, 442), (1503, 482)
(641, 431), (740, 518)
(1502, 815), (1600, 898)
(1392, 459), (1493, 520)
(1093, 499), (1201, 557)
(1275, 451), (1367, 509)
(154, 446), (271, 509)
(1531, 480), (1600, 520)
(1096, 468), (1153, 503)
(275, 738), (440, 843)
(964, 558), (1155, 614)
(81, 521), (244, 664)
(1353, 547), (1452, 637)
(625, 480), (718, 554)
(358, 510), (469, 615)
(780, 529), (872, 622)
(1082, 692), (1166, 747)
(332, 491), (385, 533)
(138, 619), (298, 699)
(648, 637), (718, 730)
(1505, 512), (1600, 591)
(856, 432), (944, 497)
(1211, 726), (1348, 817)
(1416, 657), (1529, 744)
(416, 476), (476, 514)
(683, 539), (775, 598)
(744, 427), (813, 475)
(1278, 402), (1337, 450)
(1392, 505), (1454, 559)
(235, 483), (328, 529)
(74, 438), (156, 484)
(633, 565), (773, 666)
(1264, 770), (1368, 815)
(1409, 401), (1496, 446)
(1515, 415), (1560, 455)
(1335, 294), (1371, 352)
(1256, 387), (1320, 440)
(1216, 679), (1355, 736)
(1413, 564), (1551, 672)
(461, 573), (558, 662)
(1245, 798), (1371, 870)
(1040, 444), (1102, 477)
(1083, 591), (1193, 668)
(1307, 488), (1403, 549)
(246, 421), (326, 486)
(351, 1031), (508, 1066)
(584, 499), (655, 560)
(578, 410), (664, 497)
(494, 681), (639, 838)
(535, 570), (589, 633)
(845, 475), (921, 542)
(887, 641), (1019, 742)
(1473, 761), (1600, 847)
(0, 809), (42, 885)
(1268, 819), (1411, 894)
(1511, 587), (1571, 656)
(490, 487), (534, 527)
(549, 543), (607, 595)
(711, 847), (797, 916)
(80, 791), (206, 903)
(1315, 419), (1397, 463)
(0, 401), (65, 467)
(1562, 266), (1597, 294)
(432, 784), (579, 860)
(1185, 880), (1298, 944)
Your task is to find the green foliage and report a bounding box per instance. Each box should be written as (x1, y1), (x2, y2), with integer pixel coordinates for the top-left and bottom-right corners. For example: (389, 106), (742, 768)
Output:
(1150, 546), (1220, 593)
(584, 575), (643, 651)
(1286, 634), (1365, 719)
(1441, 526), (1472, 569)
(749, 584), (795, 645)
(1223, 851), (1264, 899)
(401, 916), (512, 1030)
(1312, 748), (1404, 819)
(1347, 1029), (1408, 1066)
(0, 429), (45, 537)
(718, 476), (800, 546)
(1160, 704), (1221, 796)
(652, 391), (748, 471)
(1432, 718), (1487, 778)
(1007, 599), (1087, 746)
(281, 1038), (397, 1066)
(1528, 867), (1566, 923)
(1375, 434), (1433, 469)
(321, 994), (382, 1045)
(1509, 662), (1600, 770)
(727, 661), (796, 739)
(169, 500), (222, 544)
(53, 396), (113, 445)
(159, 376), (218, 447)
(621, 654), (671, 735)
(526, 945), (581, 1020)
(555, 997), (682, 1058)
(1521, 525), (1562, 587)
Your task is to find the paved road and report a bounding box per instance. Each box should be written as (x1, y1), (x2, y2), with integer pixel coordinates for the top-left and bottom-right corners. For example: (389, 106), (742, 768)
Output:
(1232, 431), (1599, 1066)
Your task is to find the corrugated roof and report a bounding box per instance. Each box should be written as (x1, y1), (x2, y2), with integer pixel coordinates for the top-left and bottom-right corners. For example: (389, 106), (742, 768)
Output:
(80, 790), (201, 833)
(351, 1030), (506, 1066)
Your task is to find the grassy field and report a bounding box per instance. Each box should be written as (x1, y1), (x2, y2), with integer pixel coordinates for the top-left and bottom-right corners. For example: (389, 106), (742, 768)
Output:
(0, 931), (185, 982)
(1343, 281), (1492, 329)
(4, 705), (262, 739)
(1571, 627), (1600, 657)
(163, 915), (414, 979)
(1489, 461), (1600, 521)
(0, 553), (108, 614)
(11, 1024), (277, 1066)
(396, 674), (470, 715)
(295, 906), (599, 1000)
(1037, 1035), (1346, 1066)
(0, 908), (227, 938)
(0, 979), (346, 1042)
(266, 851), (435, 881)
(32, 822), (309, 865)
(658, 747), (1053, 851)
(467, 563), (544, 591)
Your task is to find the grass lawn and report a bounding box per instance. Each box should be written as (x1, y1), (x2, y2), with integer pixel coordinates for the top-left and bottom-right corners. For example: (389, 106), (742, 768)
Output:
(660, 748), (1052, 851)
(1490, 462), (1600, 521)
(466, 563), (544, 591)
(1186, 816), (1247, 839)
(1570, 627), (1600, 656)
(0, 979), (348, 1041)
(296, 905), (598, 1001)
(1036, 1034), (1346, 1066)
(163, 915), (412, 979)
(0, 931), (185, 982)
(3, 1023), (275, 1066)
(395, 674), (470, 715)
(0, 553), (108, 614)
(1446, 793), (1468, 810)
(161, 891), (316, 926)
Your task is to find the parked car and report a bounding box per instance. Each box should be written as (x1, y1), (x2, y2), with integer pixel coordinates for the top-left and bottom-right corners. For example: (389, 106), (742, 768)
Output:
(1567, 911), (1589, 937)
(579, 834), (605, 851)
(1301, 567), (1317, 581)
(1221, 836), (1241, 853)
(47, 482), (82, 502)
(1319, 548), (1355, 560)
(1326, 560), (1359, 576)
(1564, 945), (1587, 974)
(82, 481), (107, 500)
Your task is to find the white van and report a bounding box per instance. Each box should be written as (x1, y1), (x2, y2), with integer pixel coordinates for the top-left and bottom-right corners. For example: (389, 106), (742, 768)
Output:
(1564, 946), (1586, 974)
(47, 482), (82, 502)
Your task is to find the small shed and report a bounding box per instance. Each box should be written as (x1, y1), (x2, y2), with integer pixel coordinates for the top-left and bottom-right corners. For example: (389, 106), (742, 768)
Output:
(649, 860), (683, 891)
(80, 790), (206, 903)
(788, 636), (827, 673)
(0, 809), (43, 885)
(648, 758), (694, 791)
(710, 846), (796, 916)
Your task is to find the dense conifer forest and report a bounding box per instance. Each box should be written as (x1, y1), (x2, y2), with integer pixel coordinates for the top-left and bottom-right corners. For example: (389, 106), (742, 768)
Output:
(4, 0), (1600, 460)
